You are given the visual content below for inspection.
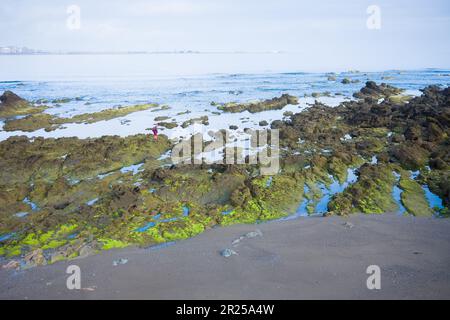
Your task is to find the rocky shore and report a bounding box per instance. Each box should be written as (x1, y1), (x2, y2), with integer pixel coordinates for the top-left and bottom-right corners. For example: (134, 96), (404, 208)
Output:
(1, 94), (160, 132)
(0, 82), (448, 270)
(214, 94), (298, 113)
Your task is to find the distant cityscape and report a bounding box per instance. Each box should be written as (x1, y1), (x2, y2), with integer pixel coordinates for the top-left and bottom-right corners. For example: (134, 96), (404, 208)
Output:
(0, 46), (283, 55)
(0, 46), (46, 54)
(0, 46), (285, 55)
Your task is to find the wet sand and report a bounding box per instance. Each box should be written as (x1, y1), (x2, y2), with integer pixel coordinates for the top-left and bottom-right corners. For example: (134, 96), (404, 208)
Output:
(1, 214), (450, 299)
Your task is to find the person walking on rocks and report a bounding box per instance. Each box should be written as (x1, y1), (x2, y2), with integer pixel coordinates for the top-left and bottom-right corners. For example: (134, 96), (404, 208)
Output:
(151, 125), (158, 141)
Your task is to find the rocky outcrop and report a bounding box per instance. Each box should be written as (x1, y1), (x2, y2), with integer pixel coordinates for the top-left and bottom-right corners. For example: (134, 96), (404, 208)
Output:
(353, 81), (403, 100)
(0, 91), (47, 118)
(217, 94), (298, 113)
(3, 103), (159, 132)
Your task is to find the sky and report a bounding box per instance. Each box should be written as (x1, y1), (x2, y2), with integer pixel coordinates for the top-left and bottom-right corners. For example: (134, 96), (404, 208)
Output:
(1, 0), (449, 70)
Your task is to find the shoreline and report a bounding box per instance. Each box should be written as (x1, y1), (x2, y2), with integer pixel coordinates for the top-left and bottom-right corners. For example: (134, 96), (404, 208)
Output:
(1, 213), (449, 300)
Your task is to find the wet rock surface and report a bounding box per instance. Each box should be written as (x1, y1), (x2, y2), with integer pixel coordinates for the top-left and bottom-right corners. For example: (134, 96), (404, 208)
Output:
(0, 91), (48, 118)
(216, 94), (298, 113)
(2, 101), (159, 132)
(353, 81), (403, 100)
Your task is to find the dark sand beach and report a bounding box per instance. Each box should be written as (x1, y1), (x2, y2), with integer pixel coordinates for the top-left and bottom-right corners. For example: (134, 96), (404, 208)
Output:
(1, 214), (449, 300)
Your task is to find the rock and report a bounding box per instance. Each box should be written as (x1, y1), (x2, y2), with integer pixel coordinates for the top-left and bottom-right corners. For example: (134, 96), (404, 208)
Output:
(430, 158), (447, 170)
(78, 245), (96, 258)
(327, 76), (337, 81)
(81, 286), (97, 291)
(390, 143), (429, 169)
(154, 116), (170, 121)
(259, 120), (269, 126)
(341, 78), (351, 84)
(230, 185), (252, 207)
(220, 248), (237, 258)
(50, 252), (66, 264)
(0, 91), (29, 108)
(113, 258), (128, 266)
(0, 90), (44, 117)
(392, 134), (405, 143)
(3, 103), (157, 132)
(217, 94), (298, 113)
(2, 260), (20, 270)
(404, 125), (422, 141)
(231, 229), (263, 247)
(181, 116), (209, 128)
(51, 98), (71, 104)
(23, 249), (46, 268)
(229, 125), (238, 130)
(245, 229), (263, 238)
(342, 221), (354, 229)
(353, 81), (403, 100)
(157, 122), (178, 129)
(231, 236), (245, 246)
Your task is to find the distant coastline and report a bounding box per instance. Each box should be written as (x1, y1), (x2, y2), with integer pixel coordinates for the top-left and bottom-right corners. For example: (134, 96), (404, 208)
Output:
(0, 46), (285, 55)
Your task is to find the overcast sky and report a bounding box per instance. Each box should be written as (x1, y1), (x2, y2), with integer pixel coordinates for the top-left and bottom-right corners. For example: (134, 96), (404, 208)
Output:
(1, 0), (449, 69)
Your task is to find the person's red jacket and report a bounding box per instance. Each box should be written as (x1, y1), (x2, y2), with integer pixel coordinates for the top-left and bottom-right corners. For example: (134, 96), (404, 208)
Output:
(151, 126), (158, 140)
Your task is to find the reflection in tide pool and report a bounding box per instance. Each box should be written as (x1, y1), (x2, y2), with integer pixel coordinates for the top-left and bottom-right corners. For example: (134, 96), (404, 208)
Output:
(408, 170), (444, 214)
(135, 221), (156, 232)
(0, 233), (15, 242)
(423, 186), (444, 212)
(283, 167), (358, 220)
(410, 170), (420, 180)
(136, 206), (191, 231)
(15, 212), (29, 218)
(392, 172), (407, 215)
(23, 197), (39, 211)
(120, 163), (144, 175)
(222, 210), (234, 215)
(86, 198), (99, 206)
(285, 185), (310, 220)
(370, 155), (378, 165)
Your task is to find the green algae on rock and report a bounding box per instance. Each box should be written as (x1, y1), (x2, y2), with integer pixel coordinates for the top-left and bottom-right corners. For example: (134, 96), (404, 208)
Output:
(397, 171), (435, 217)
(0, 91), (48, 118)
(181, 116), (209, 128)
(3, 103), (159, 132)
(216, 94), (298, 113)
(157, 121), (178, 129)
(328, 164), (398, 215)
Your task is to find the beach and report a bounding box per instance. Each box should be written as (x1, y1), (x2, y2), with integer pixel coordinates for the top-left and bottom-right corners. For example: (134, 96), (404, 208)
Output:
(1, 213), (449, 300)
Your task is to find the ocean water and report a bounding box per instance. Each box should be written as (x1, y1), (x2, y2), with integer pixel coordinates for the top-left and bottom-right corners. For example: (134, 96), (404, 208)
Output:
(0, 54), (449, 142)
(0, 69), (448, 142)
